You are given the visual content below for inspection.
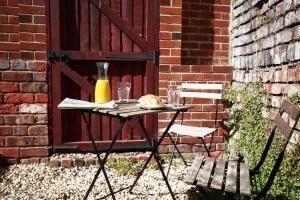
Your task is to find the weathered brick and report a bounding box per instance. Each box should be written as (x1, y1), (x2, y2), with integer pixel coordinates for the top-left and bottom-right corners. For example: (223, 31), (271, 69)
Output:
(0, 59), (9, 69)
(20, 82), (47, 92)
(33, 72), (46, 81)
(5, 136), (48, 146)
(74, 158), (84, 167)
(13, 126), (28, 135)
(0, 147), (19, 157)
(26, 61), (47, 71)
(4, 115), (34, 125)
(85, 157), (96, 166)
(20, 147), (48, 157)
(11, 59), (26, 70)
(50, 157), (60, 168)
(0, 104), (18, 114)
(4, 93), (34, 103)
(0, 82), (19, 92)
(33, 114), (48, 124)
(35, 93), (48, 103)
(2, 71), (32, 81)
(28, 125), (47, 135)
(19, 103), (47, 113)
(0, 126), (13, 136)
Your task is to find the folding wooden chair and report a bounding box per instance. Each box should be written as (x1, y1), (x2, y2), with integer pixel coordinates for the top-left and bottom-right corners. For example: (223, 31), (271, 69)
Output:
(184, 100), (300, 199)
(165, 83), (223, 176)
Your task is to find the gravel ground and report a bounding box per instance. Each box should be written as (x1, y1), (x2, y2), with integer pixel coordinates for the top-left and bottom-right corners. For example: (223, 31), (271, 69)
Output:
(0, 158), (202, 200)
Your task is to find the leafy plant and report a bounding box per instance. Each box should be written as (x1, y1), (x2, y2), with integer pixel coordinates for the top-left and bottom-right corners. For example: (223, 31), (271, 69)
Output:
(106, 159), (144, 176)
(223, 84), (300, 199)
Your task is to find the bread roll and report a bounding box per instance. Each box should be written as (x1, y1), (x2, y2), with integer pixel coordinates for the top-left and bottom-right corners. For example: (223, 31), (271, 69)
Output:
(138, 94), (164, 106)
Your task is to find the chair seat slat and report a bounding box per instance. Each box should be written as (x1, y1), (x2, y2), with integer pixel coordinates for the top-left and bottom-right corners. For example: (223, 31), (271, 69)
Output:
(184, 156), (204, 184)
(275, 112), (292, 140)
(166, 124), (216, 137)
(281, 100), (300, 121)
(180, 92), (222, 99)
(225, 161), (238, 193)
(196, 157), (215, 187)
(239, 163), (251, 196)
(210, 159), (226, 190)
(182, 83), (223, 90)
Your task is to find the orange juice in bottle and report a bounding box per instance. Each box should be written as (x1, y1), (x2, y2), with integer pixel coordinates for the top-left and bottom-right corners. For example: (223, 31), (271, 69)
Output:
(95, 79), (111, 103)
(95, 62), (111, 103)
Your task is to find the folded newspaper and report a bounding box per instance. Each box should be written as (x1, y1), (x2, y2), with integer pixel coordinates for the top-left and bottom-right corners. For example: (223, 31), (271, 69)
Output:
(58, 98), (118, 109)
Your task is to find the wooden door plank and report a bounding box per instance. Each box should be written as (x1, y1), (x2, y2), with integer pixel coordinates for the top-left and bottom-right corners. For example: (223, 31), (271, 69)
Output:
(101, 0), (111, 51)
(111, 0), (121, 52)
(80, 0), (89, 51)
(90, 0), (101, 51)
(210, 159), (226, 190)
(133, 0), (143, 53)
(184, 156), (204, 184)
(132, 62), (144, 139)
(49, 0), (60, 50)
(196, 157), (215, 188)
(122, 0), (133, 52)
(240, 163), (251, 196)
(225, 161), (238, 193)
(99, 0), (147, 50)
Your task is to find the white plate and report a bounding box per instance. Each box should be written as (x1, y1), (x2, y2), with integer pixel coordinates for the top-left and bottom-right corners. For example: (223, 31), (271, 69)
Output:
(139, 105), (167, 110)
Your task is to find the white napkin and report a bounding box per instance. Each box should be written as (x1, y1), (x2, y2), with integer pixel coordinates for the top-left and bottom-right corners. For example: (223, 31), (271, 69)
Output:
(58, 98), (118, 109)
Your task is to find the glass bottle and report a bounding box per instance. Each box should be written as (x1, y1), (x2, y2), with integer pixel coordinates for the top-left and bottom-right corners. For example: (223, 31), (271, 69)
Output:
(95, 62), (111, 103)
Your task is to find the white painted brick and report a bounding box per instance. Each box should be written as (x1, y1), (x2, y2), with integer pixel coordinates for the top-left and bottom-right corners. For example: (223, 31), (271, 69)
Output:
(19, 104), (47, 114)
(295, 42), (300, 60)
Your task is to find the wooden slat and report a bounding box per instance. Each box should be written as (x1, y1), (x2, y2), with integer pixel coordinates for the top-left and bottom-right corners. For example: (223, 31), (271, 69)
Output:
(182, 83), (223, 90)
(225, 161), (238, 193)
(180, 92), (222, 99)
(184, 156), (204, 184)
(281, 100), (300, 121)
(101, 0), (111, 51)
(122, 0), (133, 53)
(80, 0), (89, 51)
(275, 112), (292, 140)
(210, 159), (226, 190)
(111, 0), (121, 52)
(133, 0), (144, 53)
(196, 157), (215, 187)
(239, 163), (251, 196)
(90, 0), (100, 51)
(99, 0), (147, 51)
(60, 64), (94, 95)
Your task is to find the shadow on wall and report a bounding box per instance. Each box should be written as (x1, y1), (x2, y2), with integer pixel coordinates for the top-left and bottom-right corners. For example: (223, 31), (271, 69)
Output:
(181, 0), (229, 65)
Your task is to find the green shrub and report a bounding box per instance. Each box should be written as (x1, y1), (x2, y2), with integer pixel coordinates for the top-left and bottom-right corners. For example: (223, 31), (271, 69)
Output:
(223, 84), (300, 199)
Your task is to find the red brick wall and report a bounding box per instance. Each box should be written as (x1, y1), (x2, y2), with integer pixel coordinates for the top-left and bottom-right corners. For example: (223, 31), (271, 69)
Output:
(0, 0), (233, 163)
(158, 0), (232, 155)
(0, 0), (48, 164)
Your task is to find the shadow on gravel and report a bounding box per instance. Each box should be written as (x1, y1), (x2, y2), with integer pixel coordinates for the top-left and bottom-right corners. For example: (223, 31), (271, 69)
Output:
(186, 187), (246, 200)
(0, 157), (10, 179)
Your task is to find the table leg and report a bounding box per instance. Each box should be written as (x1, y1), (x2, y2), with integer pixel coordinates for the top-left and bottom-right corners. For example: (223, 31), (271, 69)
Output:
(129, 111), (181, 200)
(81, 112), (125, 200)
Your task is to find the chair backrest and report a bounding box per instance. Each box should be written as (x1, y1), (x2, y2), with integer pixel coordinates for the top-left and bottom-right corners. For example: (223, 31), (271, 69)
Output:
(180, 83), (223, 100)
(253, 100), (300, 199)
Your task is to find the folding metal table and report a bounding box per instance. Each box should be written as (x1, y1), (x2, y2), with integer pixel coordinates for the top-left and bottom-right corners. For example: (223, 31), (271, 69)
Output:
(59, 101), (191, 200)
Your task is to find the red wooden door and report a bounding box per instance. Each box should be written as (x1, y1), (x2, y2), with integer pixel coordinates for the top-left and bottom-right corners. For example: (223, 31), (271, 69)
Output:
(48, 0), (159, 152)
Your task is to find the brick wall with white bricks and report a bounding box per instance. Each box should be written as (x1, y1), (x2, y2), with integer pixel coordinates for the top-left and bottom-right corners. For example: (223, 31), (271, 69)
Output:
(231, 0), (300, 106)
(0, 0), (48, 164)
(158, 0), (232, 156)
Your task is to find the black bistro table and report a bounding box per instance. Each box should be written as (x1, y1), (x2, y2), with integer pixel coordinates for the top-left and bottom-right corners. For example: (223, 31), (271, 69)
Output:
(59, 101), (191, 200)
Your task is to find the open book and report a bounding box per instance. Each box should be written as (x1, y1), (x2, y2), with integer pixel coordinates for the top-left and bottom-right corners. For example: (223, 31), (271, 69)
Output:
(58, 98), (117, 109)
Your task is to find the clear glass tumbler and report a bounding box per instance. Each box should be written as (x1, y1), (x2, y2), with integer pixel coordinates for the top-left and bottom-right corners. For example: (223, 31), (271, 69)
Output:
(117, 82), (131, 102)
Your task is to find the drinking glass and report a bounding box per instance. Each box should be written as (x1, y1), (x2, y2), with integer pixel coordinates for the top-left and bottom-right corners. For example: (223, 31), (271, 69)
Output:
(117, 82), (131, 102)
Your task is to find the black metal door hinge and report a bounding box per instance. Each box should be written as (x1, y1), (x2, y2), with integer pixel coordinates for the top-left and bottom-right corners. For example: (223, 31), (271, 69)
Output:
(48, 52), (70, 64)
